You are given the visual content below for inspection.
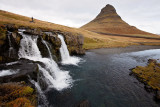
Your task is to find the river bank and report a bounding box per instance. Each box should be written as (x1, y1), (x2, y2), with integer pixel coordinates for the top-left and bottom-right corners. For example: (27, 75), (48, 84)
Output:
(89, 45), (160, 55)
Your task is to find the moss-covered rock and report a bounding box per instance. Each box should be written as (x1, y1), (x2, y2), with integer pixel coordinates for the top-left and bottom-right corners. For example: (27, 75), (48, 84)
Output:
(0, 82), (37, 107)
(0, 25), (22, 63)
(131, 59), (160, 101)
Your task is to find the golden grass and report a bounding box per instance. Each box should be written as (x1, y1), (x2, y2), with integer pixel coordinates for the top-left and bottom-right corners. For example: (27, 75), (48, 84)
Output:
(1, 10), (160, 50)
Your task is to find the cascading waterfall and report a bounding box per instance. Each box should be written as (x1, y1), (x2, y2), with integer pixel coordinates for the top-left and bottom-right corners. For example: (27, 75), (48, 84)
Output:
(42, 39), (53, 59)
(58, 34), (81, 65)
(18, 33), (72, 91)
(29, 78), (49, 107)
(8, 34), (14, 57)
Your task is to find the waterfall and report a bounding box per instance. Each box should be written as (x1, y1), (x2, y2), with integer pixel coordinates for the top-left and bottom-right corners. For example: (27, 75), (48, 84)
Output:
(29, 78), (49, 107)
(18, 33), (72, 91)
(58, 34), (81, 65)
(42, 39), (53, 59)
(8, 34), (14, 57)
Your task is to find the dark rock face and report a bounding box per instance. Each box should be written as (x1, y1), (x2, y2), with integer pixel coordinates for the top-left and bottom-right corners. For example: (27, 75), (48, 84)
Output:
(155, 91), (160, 101)
(0, 59), (38, 83)
(0, 26), (22, 64)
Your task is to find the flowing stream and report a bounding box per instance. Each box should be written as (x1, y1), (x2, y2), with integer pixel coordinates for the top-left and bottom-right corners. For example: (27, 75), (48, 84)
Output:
(47, 46), (160, 107)
(58, 34), (81, 65)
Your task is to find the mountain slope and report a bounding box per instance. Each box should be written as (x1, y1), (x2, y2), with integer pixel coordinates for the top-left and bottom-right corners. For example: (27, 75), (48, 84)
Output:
(1, 9), (160, 50)
(81, 4), (158, 37)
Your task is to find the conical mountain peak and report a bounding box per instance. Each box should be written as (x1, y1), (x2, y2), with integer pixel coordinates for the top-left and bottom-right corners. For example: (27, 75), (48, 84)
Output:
(100, 4), (117, 15)
(81, 4), (151, 35)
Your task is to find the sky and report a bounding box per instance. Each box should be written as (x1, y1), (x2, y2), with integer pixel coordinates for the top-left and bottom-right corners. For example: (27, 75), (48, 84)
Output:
(0, 0), (160, 34)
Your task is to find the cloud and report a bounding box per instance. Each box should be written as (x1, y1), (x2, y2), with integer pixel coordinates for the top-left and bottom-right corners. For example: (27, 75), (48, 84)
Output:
(0, 0), (159, 34)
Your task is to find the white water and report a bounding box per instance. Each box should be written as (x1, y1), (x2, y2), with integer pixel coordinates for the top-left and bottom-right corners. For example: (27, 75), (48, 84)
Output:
(0, 69), (18, 77)
(29, 78), (49, 107)
(42, 40), (53, 59)
(58, 34), (81, 65)
(8, 34), (14, 57)
(18, 33), (72, 91)
(5, 61), (18, 66)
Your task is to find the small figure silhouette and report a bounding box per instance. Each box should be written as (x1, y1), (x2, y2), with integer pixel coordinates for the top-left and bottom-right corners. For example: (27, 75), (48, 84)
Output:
(30, 17), (34, 23)
(31, 17), (34, 22)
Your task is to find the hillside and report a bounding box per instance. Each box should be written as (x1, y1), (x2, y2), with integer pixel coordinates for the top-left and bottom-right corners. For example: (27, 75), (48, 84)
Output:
(81, 4), (159, 38)
(1, 9), (160, 50)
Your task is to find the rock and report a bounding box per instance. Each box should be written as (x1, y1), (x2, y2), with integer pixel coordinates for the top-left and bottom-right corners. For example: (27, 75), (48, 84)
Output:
(148, 59), (157, 64)
(24, 28), (43, 36)
(5, 24), (18, 32)
(77, 100), (90, 107)
(0, 59), (38, 83)
(0, 26), (22, 64)
(37, 37), (50, 58)
(155, 91), (160, 101)
(144, 85), (153, 92)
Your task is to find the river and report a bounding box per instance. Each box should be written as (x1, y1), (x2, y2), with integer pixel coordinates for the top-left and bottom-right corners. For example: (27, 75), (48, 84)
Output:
(47, 46), (160, 107)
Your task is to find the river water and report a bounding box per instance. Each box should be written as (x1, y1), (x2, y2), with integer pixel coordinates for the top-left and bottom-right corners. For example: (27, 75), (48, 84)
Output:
(47, 46), (160, 107)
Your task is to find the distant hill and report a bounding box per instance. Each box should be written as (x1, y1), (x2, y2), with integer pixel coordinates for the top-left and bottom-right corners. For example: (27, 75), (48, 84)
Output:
(81, 4), (158, 38)
(1, 9), (160, 50)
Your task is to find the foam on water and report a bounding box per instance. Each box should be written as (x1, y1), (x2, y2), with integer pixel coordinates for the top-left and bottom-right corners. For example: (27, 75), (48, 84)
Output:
(0, 70), (17, 77)
(58, 34), (81, 65)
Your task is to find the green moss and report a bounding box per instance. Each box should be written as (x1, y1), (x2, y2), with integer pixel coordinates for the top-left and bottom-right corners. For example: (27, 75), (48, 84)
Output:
(0, 82), (36, 107)
(21, 86), (34, 96)
(132, 59), (160, 90)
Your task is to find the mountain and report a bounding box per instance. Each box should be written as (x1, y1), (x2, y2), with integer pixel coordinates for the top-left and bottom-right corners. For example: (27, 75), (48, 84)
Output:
(1, 9), (160, 50)
(81, 4), (155, 36)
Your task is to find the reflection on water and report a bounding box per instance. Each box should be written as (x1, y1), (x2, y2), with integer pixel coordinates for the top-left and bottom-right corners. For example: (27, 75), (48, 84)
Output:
(47, 48), (160, 107)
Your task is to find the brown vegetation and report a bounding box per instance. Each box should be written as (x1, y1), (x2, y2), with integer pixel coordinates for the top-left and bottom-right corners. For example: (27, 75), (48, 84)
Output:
(0, 9), (160, 50)
(0, 82), (37, 107)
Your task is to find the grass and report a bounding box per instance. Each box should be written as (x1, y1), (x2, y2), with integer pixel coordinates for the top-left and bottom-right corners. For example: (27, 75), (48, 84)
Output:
(1, 10), (160, 50)
(132, 59), (160, 91)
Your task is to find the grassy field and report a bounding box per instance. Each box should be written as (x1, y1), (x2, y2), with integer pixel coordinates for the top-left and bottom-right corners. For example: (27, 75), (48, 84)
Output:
(1, 10), (160, 50)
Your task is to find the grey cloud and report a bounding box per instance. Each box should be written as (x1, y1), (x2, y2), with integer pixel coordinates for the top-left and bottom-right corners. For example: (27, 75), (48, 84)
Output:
(0, 0), (159, 34)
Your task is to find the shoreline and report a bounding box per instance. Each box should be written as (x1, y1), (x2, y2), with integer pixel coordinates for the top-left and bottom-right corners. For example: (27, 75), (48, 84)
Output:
(87, 45), (160, 55)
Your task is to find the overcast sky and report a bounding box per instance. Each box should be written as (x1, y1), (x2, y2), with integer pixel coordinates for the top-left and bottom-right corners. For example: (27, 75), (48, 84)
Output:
(0, 0), (159, 34)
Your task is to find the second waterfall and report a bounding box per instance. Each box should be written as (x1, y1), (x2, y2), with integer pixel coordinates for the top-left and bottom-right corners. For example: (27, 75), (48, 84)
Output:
(58, 34), (81, 65)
